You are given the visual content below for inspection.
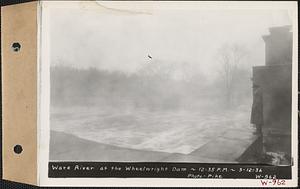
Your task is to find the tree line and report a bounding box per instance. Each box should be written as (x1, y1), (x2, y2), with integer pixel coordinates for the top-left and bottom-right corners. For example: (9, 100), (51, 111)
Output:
(51, 43), (252, 111)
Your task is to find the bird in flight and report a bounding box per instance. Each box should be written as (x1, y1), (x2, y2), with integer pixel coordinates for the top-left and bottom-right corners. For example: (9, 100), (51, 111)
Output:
(148, 54), (152, 59)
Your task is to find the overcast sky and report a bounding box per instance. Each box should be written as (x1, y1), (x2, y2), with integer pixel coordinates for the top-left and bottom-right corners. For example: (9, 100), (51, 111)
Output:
(48, 1), (292, 78)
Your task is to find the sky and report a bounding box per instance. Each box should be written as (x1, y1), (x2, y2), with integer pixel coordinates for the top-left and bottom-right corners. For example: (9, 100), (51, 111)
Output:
(47, 1), (293, 79)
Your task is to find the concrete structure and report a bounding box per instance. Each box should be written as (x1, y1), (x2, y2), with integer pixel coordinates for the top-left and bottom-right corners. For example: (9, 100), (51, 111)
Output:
(262, 25), (293, 66)
(252, 25), (293, 164)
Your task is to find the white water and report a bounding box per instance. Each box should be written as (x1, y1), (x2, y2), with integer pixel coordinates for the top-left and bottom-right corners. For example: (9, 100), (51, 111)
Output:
(50, 105), (253, 154)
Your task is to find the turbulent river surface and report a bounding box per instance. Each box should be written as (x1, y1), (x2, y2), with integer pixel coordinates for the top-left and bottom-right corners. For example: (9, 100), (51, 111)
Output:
(50, 105), (252, 154)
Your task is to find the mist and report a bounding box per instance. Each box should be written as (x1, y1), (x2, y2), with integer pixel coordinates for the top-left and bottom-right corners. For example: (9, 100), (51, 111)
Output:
(49, 2), (291, 80)
(47, 2), (294, 160)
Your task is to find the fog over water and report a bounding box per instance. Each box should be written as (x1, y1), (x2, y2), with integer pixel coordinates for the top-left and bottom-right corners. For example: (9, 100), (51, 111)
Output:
(47, 2), (293, 158)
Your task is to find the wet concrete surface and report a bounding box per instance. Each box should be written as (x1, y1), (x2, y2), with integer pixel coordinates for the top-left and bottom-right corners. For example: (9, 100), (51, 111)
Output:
(50, 131), (172, 161)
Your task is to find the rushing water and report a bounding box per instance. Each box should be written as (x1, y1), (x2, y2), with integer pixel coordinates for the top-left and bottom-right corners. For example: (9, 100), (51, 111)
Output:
(50, 105), (253, 154)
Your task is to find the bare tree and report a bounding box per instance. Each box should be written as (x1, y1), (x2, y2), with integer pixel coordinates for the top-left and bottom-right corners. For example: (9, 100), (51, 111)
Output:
(217, 43), (248, 107)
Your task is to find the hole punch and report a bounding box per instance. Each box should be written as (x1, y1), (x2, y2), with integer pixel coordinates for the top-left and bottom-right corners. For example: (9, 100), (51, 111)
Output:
(13, 144), (23, 154)
(11, 42), (21, 52)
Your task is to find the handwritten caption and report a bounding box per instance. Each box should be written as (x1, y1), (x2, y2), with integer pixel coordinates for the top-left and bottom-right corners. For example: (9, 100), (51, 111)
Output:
(260, 179), (286, 186)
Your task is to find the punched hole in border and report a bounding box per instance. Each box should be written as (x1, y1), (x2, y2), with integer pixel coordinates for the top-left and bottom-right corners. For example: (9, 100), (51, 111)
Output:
(13, 144), (23, 154)
(11, 42), (21, 52)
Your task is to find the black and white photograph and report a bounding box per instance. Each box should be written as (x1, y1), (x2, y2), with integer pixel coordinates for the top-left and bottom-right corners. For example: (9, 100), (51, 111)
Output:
(45, 1), (295, 167)
(36, 1), (298, 186)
